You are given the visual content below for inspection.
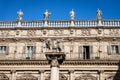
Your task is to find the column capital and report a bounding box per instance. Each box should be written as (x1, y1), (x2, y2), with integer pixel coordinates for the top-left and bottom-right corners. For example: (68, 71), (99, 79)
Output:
(39, 70), (45, 73)
(51, 57), (59, 67)
(98, 70), (104, 74)
(11, 70), (16, 73)
(69, 69), (74, 74)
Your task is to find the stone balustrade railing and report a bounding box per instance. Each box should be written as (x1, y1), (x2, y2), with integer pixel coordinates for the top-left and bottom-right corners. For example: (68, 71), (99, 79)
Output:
(0, 20), (120, 28)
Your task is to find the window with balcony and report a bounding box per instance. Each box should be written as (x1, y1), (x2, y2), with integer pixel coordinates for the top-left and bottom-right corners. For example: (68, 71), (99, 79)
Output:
(111, 45), (119, 54)
(26, 46), (35, 60)
(0, 46), (7, 54)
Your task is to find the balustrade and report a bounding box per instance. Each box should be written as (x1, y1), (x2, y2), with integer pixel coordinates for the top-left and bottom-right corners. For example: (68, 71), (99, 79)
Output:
(0, 20), (120, 28)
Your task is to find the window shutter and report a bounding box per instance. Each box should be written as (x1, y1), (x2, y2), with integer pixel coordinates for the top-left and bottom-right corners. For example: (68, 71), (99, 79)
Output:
(107, 46), (111, 55)
(6, 46), (9, 55)
(90, 46), (93, 59)
(23, 46), (26, 54)
(78, 46), (82, 59)
(33, 46), (36, 54)
(118, 45), (120, 54)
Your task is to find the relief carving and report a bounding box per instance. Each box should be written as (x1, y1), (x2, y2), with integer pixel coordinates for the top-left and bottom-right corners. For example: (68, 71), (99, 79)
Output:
(1, 31), (9, 37)
(27, 30), (35, 37)
(0, 73), (9, 80)
(81, 29), (91, 36)
(75, 74), (97, 80)
(54, 29), (63, 36)
(45, 74), (67, 80)
(17, 73), (38, 80)
(109, 29), (119, 36)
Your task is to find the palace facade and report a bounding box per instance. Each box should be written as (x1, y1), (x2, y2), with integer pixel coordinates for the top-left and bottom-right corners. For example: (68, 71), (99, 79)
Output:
(0, 9), (120, 80)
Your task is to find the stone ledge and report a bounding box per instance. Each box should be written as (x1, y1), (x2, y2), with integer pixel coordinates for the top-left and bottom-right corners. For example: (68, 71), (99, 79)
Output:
(0, 60), (119, 66)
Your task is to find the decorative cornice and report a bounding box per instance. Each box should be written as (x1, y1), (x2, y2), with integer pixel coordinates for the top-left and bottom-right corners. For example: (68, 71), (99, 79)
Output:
(0, 60), (119, 66)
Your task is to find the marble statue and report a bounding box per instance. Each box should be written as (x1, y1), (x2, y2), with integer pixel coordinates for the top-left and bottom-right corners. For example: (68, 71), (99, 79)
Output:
(44, 10), (51, 20)
(96, 9), (102, 20)
(45, 39), (63, 52)
(17, 10), (23, 21)
(70, 9), (75, 20)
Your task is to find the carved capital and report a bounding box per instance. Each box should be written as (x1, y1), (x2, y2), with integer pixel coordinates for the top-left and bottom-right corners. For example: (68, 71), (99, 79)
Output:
(39, 70), (45, 74)
(69, 69), (74, 74)
(51, 57), (59, 67)
(11, 70), (16, 73)
(98, 70), (104, 74)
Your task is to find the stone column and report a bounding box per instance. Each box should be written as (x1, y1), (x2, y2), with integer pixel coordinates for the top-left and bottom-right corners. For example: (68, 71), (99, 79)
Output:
(39, 70), (45, 80)
(98, 70), (104, 80)
(11, 70), (16, 80)
(69, 70), (74, 80)
(50, 57), (59, 80)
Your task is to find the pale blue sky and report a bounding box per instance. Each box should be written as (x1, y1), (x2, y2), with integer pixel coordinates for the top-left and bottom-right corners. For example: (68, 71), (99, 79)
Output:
(0, 0), (120, 20)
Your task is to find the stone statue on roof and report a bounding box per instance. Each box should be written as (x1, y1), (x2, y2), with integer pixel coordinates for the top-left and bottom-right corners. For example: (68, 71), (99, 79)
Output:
(17, 9), (23, 21)
(70, 9), (75, 20)
(43, 9), (51, 20)
(96, 9), (102, 20)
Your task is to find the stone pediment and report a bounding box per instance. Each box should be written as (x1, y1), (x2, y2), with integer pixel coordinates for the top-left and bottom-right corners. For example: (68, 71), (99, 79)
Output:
(0, 73), (9, 80)
(75, 74), (97, 80)
(17, 74), (38, 80)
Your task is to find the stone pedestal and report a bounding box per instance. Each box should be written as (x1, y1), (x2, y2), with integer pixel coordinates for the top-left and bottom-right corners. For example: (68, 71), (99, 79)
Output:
(98, 20), (103, 26)
(45, 52), (65, 80)
(17, 21), (22, 27)
(44, 20), (48, 27)
(70, 20), (75, 27)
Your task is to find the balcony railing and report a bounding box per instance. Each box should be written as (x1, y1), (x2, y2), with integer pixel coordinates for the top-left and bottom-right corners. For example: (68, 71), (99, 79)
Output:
(0, 20), (120, 28)
(0, 52), (120, 60)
